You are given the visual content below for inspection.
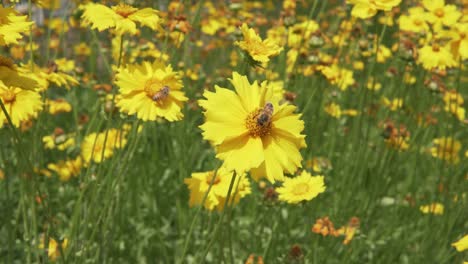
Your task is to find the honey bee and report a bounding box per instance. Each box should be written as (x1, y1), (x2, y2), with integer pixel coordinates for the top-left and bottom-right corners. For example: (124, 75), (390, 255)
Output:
(152, 86), (170, 102)
(46, 61), (58, 74)
(257, 102), (274, 126)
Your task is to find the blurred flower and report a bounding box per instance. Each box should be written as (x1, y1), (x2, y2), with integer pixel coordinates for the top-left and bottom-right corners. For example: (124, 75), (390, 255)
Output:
(46, 99), (72, 114)
(337, 217), (360, 245)
(81, 128), (128, 164)
(399, 7), (430, 33)
(38, 236), (68, 261)
(419, 203), (444, 215)
(245, 254), (264, 264)
(199, 72), (306, 183)
(0, 80), (42, 127)
(312, 216), (339, 237)
(430, 137), (461, 164)
(81, 3), (163, 35)
(382, 97), (403, 111)
(276, 171), (325, 204)
(0, 7), (34, 46)
(47, 157), (82, 181)
(348, 0), (401, 19)
(184, 167), (251, 211)
(452, 234), (468, 252)
(115, 61), (188, 122)
(74, 43), (91, 56)
(43, 129), (75, 151)
(235, 23), (283, 64)
(288, 20), (319, 48)
(318, 64), (355, 91)
(445, 23), (468, 60)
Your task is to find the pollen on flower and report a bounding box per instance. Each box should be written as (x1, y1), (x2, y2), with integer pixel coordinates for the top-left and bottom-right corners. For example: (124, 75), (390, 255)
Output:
(144, 80), (170, 102)
(112, 4), (138, 18)
(292, 184), (310, 196)
(435, 8), (444, 17)
(245, 108), (272, 137)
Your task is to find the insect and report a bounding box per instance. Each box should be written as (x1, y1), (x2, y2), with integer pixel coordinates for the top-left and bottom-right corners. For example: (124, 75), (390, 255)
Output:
(46, 61), (58, 74)
(257, 102), (274, 126)
(152, 86), (170, 102)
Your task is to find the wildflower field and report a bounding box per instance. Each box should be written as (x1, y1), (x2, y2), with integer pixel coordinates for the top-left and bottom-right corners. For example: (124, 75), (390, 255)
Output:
(1, 0), (468, 263)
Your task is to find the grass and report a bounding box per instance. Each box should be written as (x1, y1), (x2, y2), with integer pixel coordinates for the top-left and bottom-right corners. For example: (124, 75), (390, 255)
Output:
(0, 0), (467, 263)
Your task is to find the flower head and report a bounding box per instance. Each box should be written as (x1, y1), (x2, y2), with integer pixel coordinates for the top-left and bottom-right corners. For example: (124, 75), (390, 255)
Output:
(419, 202), (444, 215)
(115, 61), (188, 122)
(0, 7), (34, 46)
(452, 235), (468, 252)
(348, 0), (402, 19)
(422, 0), (461, 29)
(80, 128), (128, 164)
(430, 137), (461, 164)
(0, 80), (42, 127)
(199, 72), (306, 183)
(81, 3), (163, 35)
(38, 236), (68, 261)
(276, 171), (325, 204)
(235, 23), (283, 64)
(184, 168), (251, 211)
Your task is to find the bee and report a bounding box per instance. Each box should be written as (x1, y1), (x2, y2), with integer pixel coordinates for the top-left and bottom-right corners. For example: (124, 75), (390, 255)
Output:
(257, 102), (274, 126)
(46, 61), (58, 74)
(152, 86), (170, 102)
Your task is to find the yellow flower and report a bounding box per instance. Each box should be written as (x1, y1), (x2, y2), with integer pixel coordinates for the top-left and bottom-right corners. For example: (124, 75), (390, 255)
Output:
(74, 42), (91, 56)
(35, 0), (61, 10)
(382, 97), (403, 111)
(319, 64), (355, 91)
(38, 236), (68, 261)
(419, 203), (444, 215)
(385, 136), (410, 151)
(184, 167), (251, 211)
(446, 23), (468, 60)
(115, 61), (188, 122)
(399, 7), (430, 33)
(80, 128), (128, 164)
(0, 7), (34, 46)
(235, 23), (283, 64)
(430, 137), (461, 164)
(81, 3), (163, 35)
(276, 171), (325, 204)
(47, 157), (82, 182)
(418, 43), (457, 70)
(287, 20), (319, 48)
(199, 72), (306, 183)
(43, 132), (75, 151)
(0, 80), (42, 127)
(452, 235), (468, 252)
(46, 99), (72, 114)
(422, 0), (461, 29)
(347, 0), (401, 19)
(324, 102), (342, 118)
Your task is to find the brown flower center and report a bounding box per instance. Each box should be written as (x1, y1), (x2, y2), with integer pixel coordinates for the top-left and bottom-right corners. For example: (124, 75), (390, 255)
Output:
(245, 103), (274, 137)
(432, 44), (440, 52)
(1, 89), (16, 103)
(414, 19), (422, 26)
(112, 4), (138, 18)
(0, 56), (15, 70)
(206, 175), (221, 185)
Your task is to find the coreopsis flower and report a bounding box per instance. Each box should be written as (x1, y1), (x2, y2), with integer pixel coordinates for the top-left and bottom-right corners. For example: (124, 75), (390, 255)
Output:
(46, 99), (72, 114)
(81, 3), (163, 35)
(287, 20), (319, 48)
(399, 7), (430, 33)
(115, 61), (188, 122)
(235, 23), (283, 64)
(0, 7), (34, 46)
(198, 72), (306, 183)
(347, 0), (402, 19)
(47, 157), (82, 181)
(184, 168), (251, 211)
(382, 97), (403, 111)
(276, 171), (325, 204)
(43, 130), (76, 151)
(452, 235), (468, 252)
(305, 157), (332, 173)
(74, 43), (91, 56)
(81, 128), (128, 164)
(38, 236), (68, 261)
(430, 137), (461, 164)
(418, 43), (457, 70)
(318, 64), (355, 91)
(422, 0), (461, 29)
(419, 203), (444, 215)
(0, 80), (42, 128)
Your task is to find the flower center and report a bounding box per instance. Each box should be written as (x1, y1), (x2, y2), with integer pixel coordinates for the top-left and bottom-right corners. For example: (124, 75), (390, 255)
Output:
(112, 4), (138, 18)
(292, 183), (309, 196)
(0, 55), (15, 70)
(245, 103), (274, 138)
(144, 80), (170, 103)
(435, 8), (444, 18)
(414, 19), (422, 26)
(432, 44), (440, 52)
(206, 175), (221, 185)
(1, 89), (16, 103)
